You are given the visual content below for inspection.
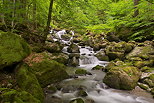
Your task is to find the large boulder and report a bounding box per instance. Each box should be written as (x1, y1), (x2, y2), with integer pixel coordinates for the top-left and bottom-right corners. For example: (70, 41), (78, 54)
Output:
(0, 88), (41, 103)
(126, 45), (154, 60)
(24, 53), (69, 87)
(16, 63), (44, 102)
(95, 51), (109, 61)
(126, 45), (154, 68)
(103, 65), (141, 90)
(68, 53), (80, 66)
(68, 43), (80, 53)
(46, 52), (69, 65)
(0, 31), (31, 70)
(105, 41), (134, 60)
(44, 41), (64, 53)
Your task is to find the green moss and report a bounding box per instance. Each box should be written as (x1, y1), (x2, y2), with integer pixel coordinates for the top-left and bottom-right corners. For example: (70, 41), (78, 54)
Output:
(75, 69), (87, 75)
(149, 74), (154, 83)
(0, 88), (40, 103)
(103, 66), (140, 90)
(141, 66), (152, 72)
(31, 60), (69, 87)
(0, 31), (31, 70)
(138, 83), (149, 90)
(134, 60), (153, 68)
(16, 63), (44, 102)
(92, 65), (105, 70)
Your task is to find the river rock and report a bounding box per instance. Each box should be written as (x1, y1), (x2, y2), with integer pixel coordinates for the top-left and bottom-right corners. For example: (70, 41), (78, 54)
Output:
(45, 41), (64, 53)
(24, 53), (69, 87)
(105, 41), (134, 60)
(69, 98), (84, 103)
(76, 89), (88, 97)
(95, 51), (109, 61)
(61, 34), (72, 41)
(0, 88), (41, 103)
(126, 45), (154, 68)
(126, 45), (154, 61)
(69, 57), (79, 67)
(75, 69), (88, 75)
(46, 52), (69, 65)
(0, 31), (31, 70)
(16, 63), (44, 102)
(92, 65), (105, 71)
(68, 43), (80, 53)
(68, 53), (80, 66)
(103, 65), (141, 90)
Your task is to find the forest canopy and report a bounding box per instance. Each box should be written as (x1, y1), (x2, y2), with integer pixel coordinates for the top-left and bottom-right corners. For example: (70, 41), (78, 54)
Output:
(0, 0), (154, 41)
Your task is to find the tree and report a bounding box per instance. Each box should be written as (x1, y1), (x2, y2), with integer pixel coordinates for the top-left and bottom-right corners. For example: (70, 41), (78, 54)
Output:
(134, 0), (139, 17)
(44, 0), (54, 40)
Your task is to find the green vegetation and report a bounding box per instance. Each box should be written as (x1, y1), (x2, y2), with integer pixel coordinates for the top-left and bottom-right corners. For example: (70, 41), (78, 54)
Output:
(0, 31), (31, 70)
(0, 0), (154, 41)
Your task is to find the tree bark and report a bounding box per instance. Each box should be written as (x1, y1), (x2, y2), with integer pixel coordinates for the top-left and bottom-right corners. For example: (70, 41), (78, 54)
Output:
(134, 0), (139, 17)
(44, 0), (54, 40)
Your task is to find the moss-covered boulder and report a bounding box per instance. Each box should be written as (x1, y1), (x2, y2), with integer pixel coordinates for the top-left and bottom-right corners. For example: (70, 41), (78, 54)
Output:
(24, 53), (69, 87)
(68, 43), (80, 53)
(103, 66), (141, 90)
(0, 31), (31, 70)
(75, 69), (88, 75)
(0, 88), (41, 103)
(92, 65), (105, 71)
(16, 63), (44, 102)
(46, 52), (69, 65)
(44, 41), (64, 53)
(95, 51), (109, 61)
(126, 45), (154, 61)
(105, 42), (134, 60)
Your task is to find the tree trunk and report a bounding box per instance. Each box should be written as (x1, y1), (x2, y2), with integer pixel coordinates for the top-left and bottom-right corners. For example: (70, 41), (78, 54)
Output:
(134, 0), (139, 17)
(44, 0), (54, 41)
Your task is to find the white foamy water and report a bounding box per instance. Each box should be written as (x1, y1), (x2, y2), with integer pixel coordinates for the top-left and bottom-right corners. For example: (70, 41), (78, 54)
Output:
(45, 30), (154, 103)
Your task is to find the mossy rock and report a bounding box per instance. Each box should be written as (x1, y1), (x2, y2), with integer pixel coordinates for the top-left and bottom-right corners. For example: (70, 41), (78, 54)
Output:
(47, 52), (69, 65)
(140, 66), (152, 72)
(68, 43), (80, 53)
(92, 65), (105, 71)
(103, 66), (141, 90)
(0, 31), (31, 70)
(149, 74), (154, 83)
(24, 53), (69, 87)
(105, 42), (133, 60)
(134, 60), (153, 68)
(16, 63), (44, 102)
(70, 98), (84, 103)
(126, 46), (154, 61)
(138, 83), (150, 91)
(44, 42), (64, 53)
(143, 78), (154, 88)
(75, 69), (87, 75)
(31, 60), (69, 87)
(0, 88), (41, 103)
(76, 90), (88, 97)
(95, 51), (109, 61)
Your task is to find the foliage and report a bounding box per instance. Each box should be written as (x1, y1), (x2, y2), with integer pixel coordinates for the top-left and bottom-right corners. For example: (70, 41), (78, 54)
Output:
(0, 0), (154, 41)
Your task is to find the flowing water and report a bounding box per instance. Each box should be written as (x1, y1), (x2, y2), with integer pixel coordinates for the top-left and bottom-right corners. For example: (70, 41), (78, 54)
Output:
(45, 30), (154, 103)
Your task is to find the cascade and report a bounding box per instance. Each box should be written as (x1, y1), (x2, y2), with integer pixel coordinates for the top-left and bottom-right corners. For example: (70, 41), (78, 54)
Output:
(45, 30), (154, 103)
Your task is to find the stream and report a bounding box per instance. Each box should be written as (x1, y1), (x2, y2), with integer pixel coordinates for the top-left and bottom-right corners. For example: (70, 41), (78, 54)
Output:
(45, 30), (154, 103)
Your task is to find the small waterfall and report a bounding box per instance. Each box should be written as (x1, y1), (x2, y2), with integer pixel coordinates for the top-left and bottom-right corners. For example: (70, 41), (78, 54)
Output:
(45, 29), (154, 103)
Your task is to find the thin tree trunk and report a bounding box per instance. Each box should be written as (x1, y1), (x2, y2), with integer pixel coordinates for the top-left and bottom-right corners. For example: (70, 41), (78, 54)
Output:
(44, 0), (54, 40)
(134, 0), (139, 17)
(33, 0), (37, 30)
